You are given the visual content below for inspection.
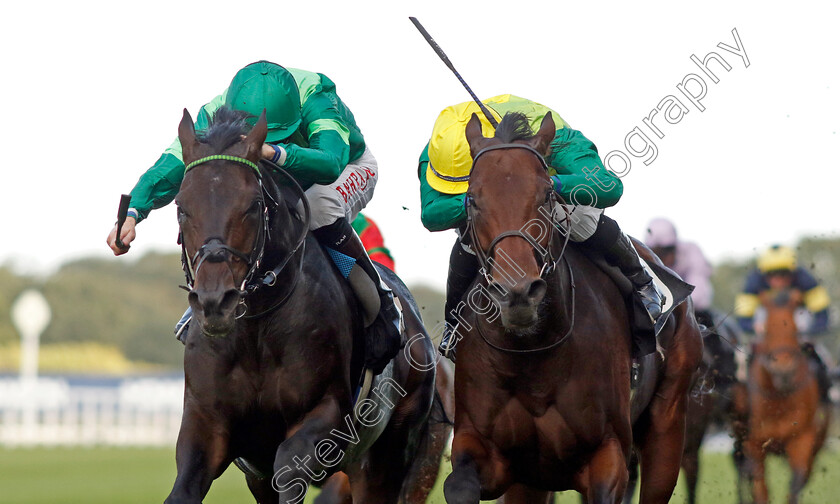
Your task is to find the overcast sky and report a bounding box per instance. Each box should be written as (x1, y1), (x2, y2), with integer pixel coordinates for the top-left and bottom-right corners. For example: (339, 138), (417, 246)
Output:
(2, 1), (837, 291)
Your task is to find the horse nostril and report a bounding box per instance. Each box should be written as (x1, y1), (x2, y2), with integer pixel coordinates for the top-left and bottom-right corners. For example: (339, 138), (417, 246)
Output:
(220, 289), (241, 314)
(527, 279), (547, 303)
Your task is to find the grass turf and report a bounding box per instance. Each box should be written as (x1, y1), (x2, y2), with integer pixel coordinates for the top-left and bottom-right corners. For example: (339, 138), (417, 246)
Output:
(0, 446), (837, 503)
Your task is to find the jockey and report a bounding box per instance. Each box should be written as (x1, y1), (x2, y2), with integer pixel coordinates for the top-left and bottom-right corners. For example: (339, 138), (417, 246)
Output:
(735, 245), (830, 335)
(644, 218), (714, 326)
(353, 213), (395, 273)
(418, 94), (666, 362)
(735, 244), (833, 402)
(106, 60), (401, 373)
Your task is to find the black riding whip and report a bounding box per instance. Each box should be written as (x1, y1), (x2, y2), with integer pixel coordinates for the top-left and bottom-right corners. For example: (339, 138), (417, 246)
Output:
(115, 194), (132, 250)
(409, 16), (499, 128)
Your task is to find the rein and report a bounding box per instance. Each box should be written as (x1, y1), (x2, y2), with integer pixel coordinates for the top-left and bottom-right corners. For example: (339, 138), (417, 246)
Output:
(466, 143), (576, 354)
(179, 155), (311, 319)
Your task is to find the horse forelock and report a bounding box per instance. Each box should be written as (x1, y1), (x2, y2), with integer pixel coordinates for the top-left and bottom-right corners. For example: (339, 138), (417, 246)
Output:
(197, 106), (253, 153)
(494, 112), (536, 143)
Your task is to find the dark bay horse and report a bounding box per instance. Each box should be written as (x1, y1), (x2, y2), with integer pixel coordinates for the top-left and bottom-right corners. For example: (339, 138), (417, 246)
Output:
(314, 358), (455, 504)
(735, 290), (829, 504)
(442, 112), (703, 504)
(166, 107), (437, 503)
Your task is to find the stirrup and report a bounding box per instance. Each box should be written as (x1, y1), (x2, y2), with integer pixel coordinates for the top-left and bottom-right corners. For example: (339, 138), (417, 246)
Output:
(438, 322), (459, 363)
(637, 280), (665, 323)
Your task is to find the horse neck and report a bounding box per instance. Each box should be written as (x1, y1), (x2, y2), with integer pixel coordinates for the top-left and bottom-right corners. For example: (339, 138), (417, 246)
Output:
(760, 309), (801, 351)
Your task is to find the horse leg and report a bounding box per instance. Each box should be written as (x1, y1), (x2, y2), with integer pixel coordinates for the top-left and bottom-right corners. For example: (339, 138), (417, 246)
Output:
(500, 484), (554, 503)
(314, 473), (353, 504)
(681, 450), (700, 504)
(165, 407), (231, 504)
(743, 440), (768, 504)
(271, 398), (345, 503)
(635, 387), (689, 504)
(621, 452), (639, 504)
(444, 432), (508, 504)
(245, 473), (281, 504)
(400, 361), (455, 503)
(784, 431), (818, 504)
(579, 437), (628, 504)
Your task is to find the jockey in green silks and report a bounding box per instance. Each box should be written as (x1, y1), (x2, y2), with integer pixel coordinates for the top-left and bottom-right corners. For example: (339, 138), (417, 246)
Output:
(417, 94), (665, 362)
(106, 60), (400, 374)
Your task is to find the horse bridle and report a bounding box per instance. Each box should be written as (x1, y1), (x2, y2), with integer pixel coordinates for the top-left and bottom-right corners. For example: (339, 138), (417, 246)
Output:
(466, 143), (576, 354)
(465, 143), (572, 283)
(179, 155), (310, 318)
(754, 344), (810, 396)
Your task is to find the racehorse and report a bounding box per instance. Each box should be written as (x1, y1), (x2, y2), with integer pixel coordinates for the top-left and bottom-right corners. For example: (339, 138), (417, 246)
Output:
(735, 289), (829, 504)
(165, 107), (437, 503)
(442, 112), (703, 504)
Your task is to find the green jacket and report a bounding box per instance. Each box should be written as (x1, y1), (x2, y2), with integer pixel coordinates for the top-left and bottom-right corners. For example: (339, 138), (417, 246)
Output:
(128, 69), (365, 222)
(418, 98), (622, 232)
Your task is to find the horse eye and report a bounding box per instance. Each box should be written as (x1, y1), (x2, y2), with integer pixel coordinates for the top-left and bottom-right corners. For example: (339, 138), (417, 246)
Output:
(246, 201), (262, 215)
(177, 206), (188, 222)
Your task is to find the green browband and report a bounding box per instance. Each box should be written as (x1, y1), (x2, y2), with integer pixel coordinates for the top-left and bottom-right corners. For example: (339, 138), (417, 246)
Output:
(185, 155), (260, 173)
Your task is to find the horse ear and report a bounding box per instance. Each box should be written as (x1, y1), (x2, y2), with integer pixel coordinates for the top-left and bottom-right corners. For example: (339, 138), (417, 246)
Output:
(244, 109), (268, 160)
(465, 113), (486, 157)
(529, 112), (556, 155)
(178, 108), (200, 162)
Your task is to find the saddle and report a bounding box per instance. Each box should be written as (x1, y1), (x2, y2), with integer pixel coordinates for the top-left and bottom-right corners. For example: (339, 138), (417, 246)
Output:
(580, 243), (694, 358)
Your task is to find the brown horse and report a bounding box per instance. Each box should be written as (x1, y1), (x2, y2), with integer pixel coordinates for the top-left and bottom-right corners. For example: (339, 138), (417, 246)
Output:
(166, 107), (437, 503)
(442, 112), (703, 504)
(736, 289), (829, 504)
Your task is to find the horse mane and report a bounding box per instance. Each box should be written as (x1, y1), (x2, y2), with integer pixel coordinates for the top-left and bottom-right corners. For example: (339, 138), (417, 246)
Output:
(197, 106), (252, 153)
(494, 112), (536, 143)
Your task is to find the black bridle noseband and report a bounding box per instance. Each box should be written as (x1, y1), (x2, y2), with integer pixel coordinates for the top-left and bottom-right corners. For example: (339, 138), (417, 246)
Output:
(179, 154), (310, 318)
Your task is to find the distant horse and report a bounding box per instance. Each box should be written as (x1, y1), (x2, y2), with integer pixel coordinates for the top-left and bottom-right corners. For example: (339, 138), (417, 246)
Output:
(165, 107), (437, 503)
(442, 112), (703, 504)
(735, 289), (829, 504)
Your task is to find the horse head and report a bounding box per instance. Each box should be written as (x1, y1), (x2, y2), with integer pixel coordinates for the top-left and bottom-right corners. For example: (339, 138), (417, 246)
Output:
(464, 111), (557, 331)
(756, 289), (805, 394)
(175, 107), (268, 337)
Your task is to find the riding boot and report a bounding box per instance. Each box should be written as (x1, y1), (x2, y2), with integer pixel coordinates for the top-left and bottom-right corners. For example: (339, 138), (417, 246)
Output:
(439, 237), (480, 363)
(314, 218), (403, 375)
(584, 215), (666, 323)
(801, 342), (833, 404)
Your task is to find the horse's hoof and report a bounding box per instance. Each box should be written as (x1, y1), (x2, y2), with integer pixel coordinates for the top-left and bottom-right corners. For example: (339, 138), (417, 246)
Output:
(443, 472), (481, 504)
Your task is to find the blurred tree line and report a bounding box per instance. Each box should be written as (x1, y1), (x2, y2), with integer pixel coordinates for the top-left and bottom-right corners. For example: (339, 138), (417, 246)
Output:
(1, 236), (838, 369)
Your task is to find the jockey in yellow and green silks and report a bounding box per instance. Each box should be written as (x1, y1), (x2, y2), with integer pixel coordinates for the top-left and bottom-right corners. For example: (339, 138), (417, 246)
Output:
(417, 94), (665, 362)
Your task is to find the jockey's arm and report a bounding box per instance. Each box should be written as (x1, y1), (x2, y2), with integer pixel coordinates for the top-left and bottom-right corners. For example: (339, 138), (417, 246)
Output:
(546, 127), (623, 209)
(268, 79), (353, 188)
(734, 269), (764, 334)
(418, 143), (467, 232)
(796, 269), (831, 335)
(273, 128), (349, 188)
